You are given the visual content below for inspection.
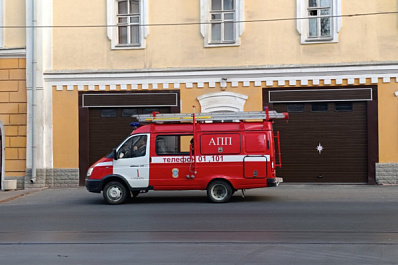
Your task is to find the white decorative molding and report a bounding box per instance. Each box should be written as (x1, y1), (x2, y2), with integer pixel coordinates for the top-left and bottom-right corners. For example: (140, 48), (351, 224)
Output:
(197, 92), (248, 112)
(45, 62), (398, 91)
(0, 48), (26, 58)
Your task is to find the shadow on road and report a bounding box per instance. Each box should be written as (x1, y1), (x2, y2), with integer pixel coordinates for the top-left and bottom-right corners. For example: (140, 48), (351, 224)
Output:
(84, 193), (279, 205)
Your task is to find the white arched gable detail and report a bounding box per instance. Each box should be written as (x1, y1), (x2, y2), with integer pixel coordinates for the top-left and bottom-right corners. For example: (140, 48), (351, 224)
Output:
(197, 92), (248, 112)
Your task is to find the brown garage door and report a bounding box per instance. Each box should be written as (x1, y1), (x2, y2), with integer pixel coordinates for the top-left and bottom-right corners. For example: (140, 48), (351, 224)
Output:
(79, 91), (180, 185)
(88, 107), (171, 166)
(272, 102), (368, 183)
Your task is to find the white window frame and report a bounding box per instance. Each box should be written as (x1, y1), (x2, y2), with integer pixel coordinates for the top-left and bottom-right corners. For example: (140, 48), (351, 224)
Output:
(200, 0), (244, 47)
(296, 0), (341, 44)
(107, 0), (149, 49)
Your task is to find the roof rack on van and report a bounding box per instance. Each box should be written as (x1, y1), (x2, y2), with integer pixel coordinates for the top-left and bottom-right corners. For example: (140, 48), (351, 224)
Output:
(132, 110), (289, 123)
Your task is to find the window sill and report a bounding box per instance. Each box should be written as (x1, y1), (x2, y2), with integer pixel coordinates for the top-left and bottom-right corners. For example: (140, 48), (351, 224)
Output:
(204, 41), (240, 48)
(112, 44), (145, 50)
(301, 38), (338, 45)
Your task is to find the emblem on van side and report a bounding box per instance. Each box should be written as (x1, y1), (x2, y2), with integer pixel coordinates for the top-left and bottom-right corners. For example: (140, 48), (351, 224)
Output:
(172, 168), (179, 178)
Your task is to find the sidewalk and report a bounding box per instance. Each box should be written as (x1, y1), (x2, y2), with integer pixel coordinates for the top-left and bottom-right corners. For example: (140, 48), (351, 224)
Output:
(0, 188), (48, 204)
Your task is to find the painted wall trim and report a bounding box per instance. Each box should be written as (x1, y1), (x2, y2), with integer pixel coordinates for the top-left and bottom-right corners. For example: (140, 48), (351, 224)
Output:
(26, 0), (54, 179)
(0, 48), (26, 58)
(45, 62), (398, 91)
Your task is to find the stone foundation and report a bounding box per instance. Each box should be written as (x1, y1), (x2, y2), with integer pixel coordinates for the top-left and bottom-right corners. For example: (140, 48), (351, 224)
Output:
(375, 163), (398, 185)
(3, 176), (25, 190)
(25, 168), (79, 189)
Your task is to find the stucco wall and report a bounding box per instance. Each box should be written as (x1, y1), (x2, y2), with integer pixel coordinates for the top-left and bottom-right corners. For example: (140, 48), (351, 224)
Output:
(52, 87), (79, 169)
(378, 80), (398, 163)
(51, 0), (398, 70)
(3, 0), (26, 48)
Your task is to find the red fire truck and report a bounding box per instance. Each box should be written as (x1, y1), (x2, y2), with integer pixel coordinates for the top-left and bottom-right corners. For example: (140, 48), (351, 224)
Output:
(86, 110), (288, 204)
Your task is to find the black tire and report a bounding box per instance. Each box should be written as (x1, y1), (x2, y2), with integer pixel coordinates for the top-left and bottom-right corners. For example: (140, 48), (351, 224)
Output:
(103, 181), (129, 204)
(207, 180), (233, 203)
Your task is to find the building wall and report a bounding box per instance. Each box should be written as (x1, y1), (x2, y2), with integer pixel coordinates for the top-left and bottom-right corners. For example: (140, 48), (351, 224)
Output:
(52, 87), (79, 169)
(51, 83), (263, 169)
(45, 0), (398, 185)
(378, 80), (398, 163)
(51, 0), (398, 70)
(3, 0), (26, 48)
(0, 58), (27, 181)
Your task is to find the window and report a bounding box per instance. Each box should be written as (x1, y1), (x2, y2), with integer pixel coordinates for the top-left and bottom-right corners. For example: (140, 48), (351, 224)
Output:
(311, 103), (328, 112)
(143, 108), (160, 114)
(122, 108), (138, 117)
(101, 109), (117, 118)
(156, 135), (192, 155)
(308, 0), (331, 39)
(117, 0), (140, 46)
(210, 0), (235, 43)
(335, 102), (353, 112)
(117, 135), (147, 159)
(200, 0), (244, 47)
(107, 0), (149, 49)
(287, 104), (305, 113)
(296, 0), (341, 44)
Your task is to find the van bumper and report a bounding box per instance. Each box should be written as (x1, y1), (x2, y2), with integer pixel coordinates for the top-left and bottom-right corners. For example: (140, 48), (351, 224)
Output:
(86, 179), (103, 193)
(267, 177), (283, 187)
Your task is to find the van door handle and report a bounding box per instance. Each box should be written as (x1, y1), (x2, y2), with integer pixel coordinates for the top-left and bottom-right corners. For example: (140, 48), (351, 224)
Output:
(130, 165), (145, 167)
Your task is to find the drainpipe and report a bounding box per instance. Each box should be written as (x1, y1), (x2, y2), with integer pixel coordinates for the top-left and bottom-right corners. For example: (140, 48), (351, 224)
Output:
(27, 0), (36, 183)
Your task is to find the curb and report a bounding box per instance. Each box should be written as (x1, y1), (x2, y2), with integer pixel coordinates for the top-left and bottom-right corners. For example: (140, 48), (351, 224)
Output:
(0, 187), (49, 204)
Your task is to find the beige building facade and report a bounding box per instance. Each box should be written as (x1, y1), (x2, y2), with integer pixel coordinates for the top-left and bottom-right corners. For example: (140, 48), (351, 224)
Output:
(1, 0), (398, 189)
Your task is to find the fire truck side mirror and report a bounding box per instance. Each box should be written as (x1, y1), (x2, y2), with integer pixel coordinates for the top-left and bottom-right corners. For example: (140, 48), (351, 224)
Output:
(112, 148), (118, 161)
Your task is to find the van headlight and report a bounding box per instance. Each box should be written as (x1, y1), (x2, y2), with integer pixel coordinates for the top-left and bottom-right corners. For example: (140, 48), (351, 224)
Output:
(86, 167), (94, 178)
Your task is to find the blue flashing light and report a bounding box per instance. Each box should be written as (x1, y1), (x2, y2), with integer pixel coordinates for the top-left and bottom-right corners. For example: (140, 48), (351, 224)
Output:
(130, 122), (141, 128)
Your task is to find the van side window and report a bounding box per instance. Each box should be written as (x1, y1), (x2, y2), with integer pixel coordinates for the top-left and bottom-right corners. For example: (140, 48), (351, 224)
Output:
(156, 135), (192, 155)
(118, 135), (147, 159)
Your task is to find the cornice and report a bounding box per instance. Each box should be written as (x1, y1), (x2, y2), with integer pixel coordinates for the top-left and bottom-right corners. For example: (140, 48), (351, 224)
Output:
(44, 62), (398, 91)
(0, 48), (26, 58)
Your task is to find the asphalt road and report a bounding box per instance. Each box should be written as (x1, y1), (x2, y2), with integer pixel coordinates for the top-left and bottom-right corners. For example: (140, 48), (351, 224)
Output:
(0, 185), (397, 265)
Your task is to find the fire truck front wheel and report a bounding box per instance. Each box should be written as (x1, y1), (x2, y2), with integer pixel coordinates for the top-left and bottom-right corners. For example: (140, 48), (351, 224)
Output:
(207, 180), (233, 203)
(103, 181), (130, 204)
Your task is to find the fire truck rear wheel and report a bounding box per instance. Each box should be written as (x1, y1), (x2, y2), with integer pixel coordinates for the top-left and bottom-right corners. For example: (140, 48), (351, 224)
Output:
(103, 181), (129, 204)
(207, 180), (233, 203)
